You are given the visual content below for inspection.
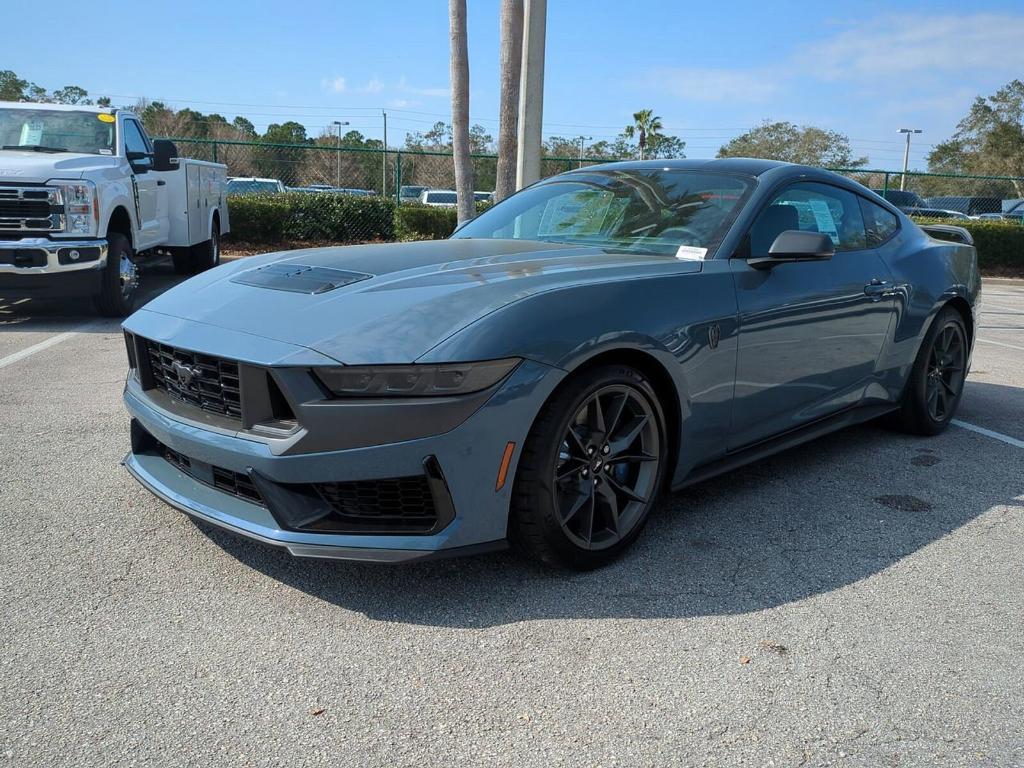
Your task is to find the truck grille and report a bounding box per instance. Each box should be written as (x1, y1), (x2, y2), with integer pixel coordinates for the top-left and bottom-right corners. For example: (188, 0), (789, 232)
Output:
(143, 340), (242, 420)
(0, 187), (61, 233)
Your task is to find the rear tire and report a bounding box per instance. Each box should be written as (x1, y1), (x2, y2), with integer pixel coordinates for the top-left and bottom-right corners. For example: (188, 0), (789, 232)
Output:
(509, 364), (668, 570)
(896, 306), (968, 435)
(192, 223), (220, 272)
(93, 232), (138, 317)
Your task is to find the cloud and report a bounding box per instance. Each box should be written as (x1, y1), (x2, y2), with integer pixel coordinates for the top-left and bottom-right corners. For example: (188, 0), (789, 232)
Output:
(645, 67), (781, 103)
(397, 75), (449, 99)
(361, 77), (384, 94)
(388, 98), (419, 109)
(320, 76), (347, 93)
(800, 14), (1024, 79)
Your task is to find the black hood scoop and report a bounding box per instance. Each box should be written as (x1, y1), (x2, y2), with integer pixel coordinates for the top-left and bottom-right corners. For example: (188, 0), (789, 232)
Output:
(230, 263), (372, 294)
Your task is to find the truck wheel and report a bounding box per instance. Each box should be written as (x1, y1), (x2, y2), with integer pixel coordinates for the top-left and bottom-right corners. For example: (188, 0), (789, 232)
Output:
(192, 224), (220, 272)
(170, 247), (195, 275)
(94, 232), (139, 317)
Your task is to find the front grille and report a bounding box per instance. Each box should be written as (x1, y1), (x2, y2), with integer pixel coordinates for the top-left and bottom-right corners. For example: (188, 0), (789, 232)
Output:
(313, 476), (438, 530)
(0, 187), (60, 232)
(144, 340), (242, 420)
(160, 441), (264, 506)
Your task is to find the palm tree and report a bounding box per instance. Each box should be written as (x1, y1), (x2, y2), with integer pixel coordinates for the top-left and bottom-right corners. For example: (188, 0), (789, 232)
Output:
(623, 109), (663, 160)
(494, 0), (523, 202)
(450, 0), (474, 224)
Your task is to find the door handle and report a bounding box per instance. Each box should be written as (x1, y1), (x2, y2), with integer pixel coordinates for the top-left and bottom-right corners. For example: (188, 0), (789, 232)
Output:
(156, 180), (166, 186)
(864, 279), (894, 300)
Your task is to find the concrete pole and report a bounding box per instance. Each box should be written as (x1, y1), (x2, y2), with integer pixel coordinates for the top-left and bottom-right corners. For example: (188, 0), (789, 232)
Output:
(515, 0), (546, 189)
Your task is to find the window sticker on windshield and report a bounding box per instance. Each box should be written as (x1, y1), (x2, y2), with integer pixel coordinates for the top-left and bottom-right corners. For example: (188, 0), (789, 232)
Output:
(97, 114), (115, 123)
(20, 121), (44, 145)
(98, 149), (113, 155)
(675, 245), (707, 261)
(807, 199), (840, 242)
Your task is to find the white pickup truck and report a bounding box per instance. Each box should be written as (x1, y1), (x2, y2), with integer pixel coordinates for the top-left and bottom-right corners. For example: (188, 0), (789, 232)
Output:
(0, 101), (229, 316)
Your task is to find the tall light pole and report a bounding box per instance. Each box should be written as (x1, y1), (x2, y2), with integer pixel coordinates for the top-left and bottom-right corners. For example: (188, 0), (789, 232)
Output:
(382, 110), (388, 198)
(898, 128), (922, 191)
(332, 120), (349, 188)
(516, 0), (547, 189)
(577, 135), (592, 168)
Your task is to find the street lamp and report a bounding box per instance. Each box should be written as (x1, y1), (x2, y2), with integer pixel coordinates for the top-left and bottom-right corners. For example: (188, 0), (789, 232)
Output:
(332, 120), (349, 188)
(577, 135), (592, 168)
(897, 128), (922, 191)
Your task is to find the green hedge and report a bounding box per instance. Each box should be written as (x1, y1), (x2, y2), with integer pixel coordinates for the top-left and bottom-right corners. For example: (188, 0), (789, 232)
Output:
(912, 217), (1024, 271)
(227, 192), (396, 243)
(394, 201), (493, 241)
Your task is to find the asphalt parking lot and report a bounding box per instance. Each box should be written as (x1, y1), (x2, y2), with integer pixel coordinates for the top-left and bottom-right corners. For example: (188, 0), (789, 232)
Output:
(1, 262), (1022, 767)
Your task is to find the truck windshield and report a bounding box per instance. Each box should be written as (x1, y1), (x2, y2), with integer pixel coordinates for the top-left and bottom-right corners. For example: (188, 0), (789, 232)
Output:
(0, 108), (116, 155)
(452, 169), (754, 256)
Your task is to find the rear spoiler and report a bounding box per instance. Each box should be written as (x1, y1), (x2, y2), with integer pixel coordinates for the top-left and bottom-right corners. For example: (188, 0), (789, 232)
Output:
(919, 224), (974, 246)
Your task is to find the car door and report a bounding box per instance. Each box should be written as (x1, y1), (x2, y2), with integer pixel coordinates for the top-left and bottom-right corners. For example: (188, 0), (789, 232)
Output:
(122, 118), (168, 249)
(727, 181), (896, 450)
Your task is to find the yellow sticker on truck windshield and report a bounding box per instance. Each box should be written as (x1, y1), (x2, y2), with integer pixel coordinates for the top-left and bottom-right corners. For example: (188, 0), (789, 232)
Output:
(97, 114), (115, 123)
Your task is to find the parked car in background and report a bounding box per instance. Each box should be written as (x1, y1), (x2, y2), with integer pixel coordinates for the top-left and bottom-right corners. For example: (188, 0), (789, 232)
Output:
(978, 200), (1024, 223)
(925, 196), (1003, 216)
(0, 101), (229, 316)
(399, 185), (428, 203)
(870, 189), (927, 213)
(226, 177), (286, 195)
(474, 191), (495, 204)
(122, 159), (979, 569)
(288, 185), (376, 196)
(907, 208), (971, 220)
(420, 189), (458, 207)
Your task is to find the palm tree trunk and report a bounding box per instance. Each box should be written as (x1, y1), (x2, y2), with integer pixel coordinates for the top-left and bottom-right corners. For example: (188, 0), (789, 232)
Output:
(450, 0), (474, 224)
(495, 0), (523, 202)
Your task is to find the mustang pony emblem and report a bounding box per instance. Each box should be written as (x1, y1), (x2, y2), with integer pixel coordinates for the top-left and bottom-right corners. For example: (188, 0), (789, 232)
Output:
(171, 361), (201, 388)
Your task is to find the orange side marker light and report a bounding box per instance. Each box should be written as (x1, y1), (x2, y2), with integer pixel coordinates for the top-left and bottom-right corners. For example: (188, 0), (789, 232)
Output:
(495, 441), (516, 492)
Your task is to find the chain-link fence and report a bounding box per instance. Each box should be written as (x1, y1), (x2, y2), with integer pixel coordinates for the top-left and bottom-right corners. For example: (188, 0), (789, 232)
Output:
(830, 168), (1024, 220)
(165, 137), (604, 201)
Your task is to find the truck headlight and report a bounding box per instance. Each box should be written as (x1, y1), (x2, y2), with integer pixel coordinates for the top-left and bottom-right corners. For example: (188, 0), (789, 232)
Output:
(314, 359), (521, 398)
(48, 180), (98, 236)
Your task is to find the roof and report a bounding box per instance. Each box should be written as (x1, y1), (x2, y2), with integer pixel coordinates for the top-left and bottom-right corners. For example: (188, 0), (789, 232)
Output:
(576, 157), (795, 176)
(0, 100), (115, 115)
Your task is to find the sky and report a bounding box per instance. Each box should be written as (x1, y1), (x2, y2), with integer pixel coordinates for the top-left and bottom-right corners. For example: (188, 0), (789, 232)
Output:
(6, 0), (1024, 169)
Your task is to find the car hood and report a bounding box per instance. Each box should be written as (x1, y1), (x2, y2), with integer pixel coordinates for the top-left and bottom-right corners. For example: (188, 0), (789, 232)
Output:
(0, 150), (118, 182)
(134, 239), (700, 364)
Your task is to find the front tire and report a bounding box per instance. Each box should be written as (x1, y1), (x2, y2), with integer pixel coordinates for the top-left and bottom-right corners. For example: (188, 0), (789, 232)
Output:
(93, 232), (138, 317)
(897, 306), (968, 435)
(509, 364), (668, 570)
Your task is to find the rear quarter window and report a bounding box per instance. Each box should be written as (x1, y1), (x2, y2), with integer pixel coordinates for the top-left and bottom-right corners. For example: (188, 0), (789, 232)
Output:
(859, 197), (900, 247)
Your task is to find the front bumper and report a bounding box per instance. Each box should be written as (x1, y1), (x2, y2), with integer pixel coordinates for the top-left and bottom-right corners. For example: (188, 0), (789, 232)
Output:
(0, 237), (107, 296)
(122, 357), (565, 562)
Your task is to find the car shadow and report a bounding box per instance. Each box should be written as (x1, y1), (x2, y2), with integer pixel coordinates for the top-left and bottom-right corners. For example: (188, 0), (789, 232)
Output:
(0, 257), (187, 331)
(195, 400), (1023, 628)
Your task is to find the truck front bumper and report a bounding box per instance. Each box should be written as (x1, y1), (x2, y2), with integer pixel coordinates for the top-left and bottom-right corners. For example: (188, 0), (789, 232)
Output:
(0, 237), (107, 296)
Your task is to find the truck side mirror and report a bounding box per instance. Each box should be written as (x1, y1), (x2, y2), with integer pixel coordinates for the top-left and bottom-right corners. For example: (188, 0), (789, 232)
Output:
(152, 139), (179, 172)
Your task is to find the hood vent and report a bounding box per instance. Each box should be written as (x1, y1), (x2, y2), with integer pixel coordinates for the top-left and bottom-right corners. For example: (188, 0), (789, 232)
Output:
(230, 263), (372, 294)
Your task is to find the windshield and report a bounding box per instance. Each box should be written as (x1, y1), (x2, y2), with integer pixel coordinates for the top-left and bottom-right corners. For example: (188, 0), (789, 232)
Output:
(227, 179), (282, 194)
(426, 192), (457, 204)
(453, 169), (754, 255)
(0, 108), (115, 154)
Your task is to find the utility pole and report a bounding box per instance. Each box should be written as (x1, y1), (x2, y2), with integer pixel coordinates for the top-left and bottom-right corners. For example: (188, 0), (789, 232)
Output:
(382, 110), (389, 197)
(577, 135), (591, 168)
(898, 128), (922, 191)
(515, 0), (546, 189)
(332, 120), (348, 188)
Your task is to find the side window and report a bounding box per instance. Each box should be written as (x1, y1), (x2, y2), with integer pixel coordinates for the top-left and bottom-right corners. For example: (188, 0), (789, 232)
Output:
(122, 120), (151, 155)
(858, 197), (899, 247)
(750, 181), (868, 255)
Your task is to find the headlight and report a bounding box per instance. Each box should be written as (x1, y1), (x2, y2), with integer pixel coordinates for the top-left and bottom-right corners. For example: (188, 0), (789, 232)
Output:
(48, 179), (98, 236)
(314, 359), (521, 398)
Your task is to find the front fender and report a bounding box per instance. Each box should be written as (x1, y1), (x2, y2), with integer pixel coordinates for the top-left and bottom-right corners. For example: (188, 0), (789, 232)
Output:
(420, 264), (740, 480)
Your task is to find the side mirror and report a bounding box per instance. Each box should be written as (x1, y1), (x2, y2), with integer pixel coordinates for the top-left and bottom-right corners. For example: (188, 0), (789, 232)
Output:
(748, 230), (835, 269)
(126, 150), (153, 174)
(152, 139), (179, 172)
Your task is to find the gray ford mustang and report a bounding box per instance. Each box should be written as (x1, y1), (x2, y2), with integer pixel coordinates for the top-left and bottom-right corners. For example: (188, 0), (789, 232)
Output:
(122, 159), (980, 569)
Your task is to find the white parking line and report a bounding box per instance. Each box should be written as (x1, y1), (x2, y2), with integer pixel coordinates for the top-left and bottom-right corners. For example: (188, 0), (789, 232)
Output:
(977, 337), (1024, 352)
(0, 326), (99, 370)
(952, 420), (1024, 449)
